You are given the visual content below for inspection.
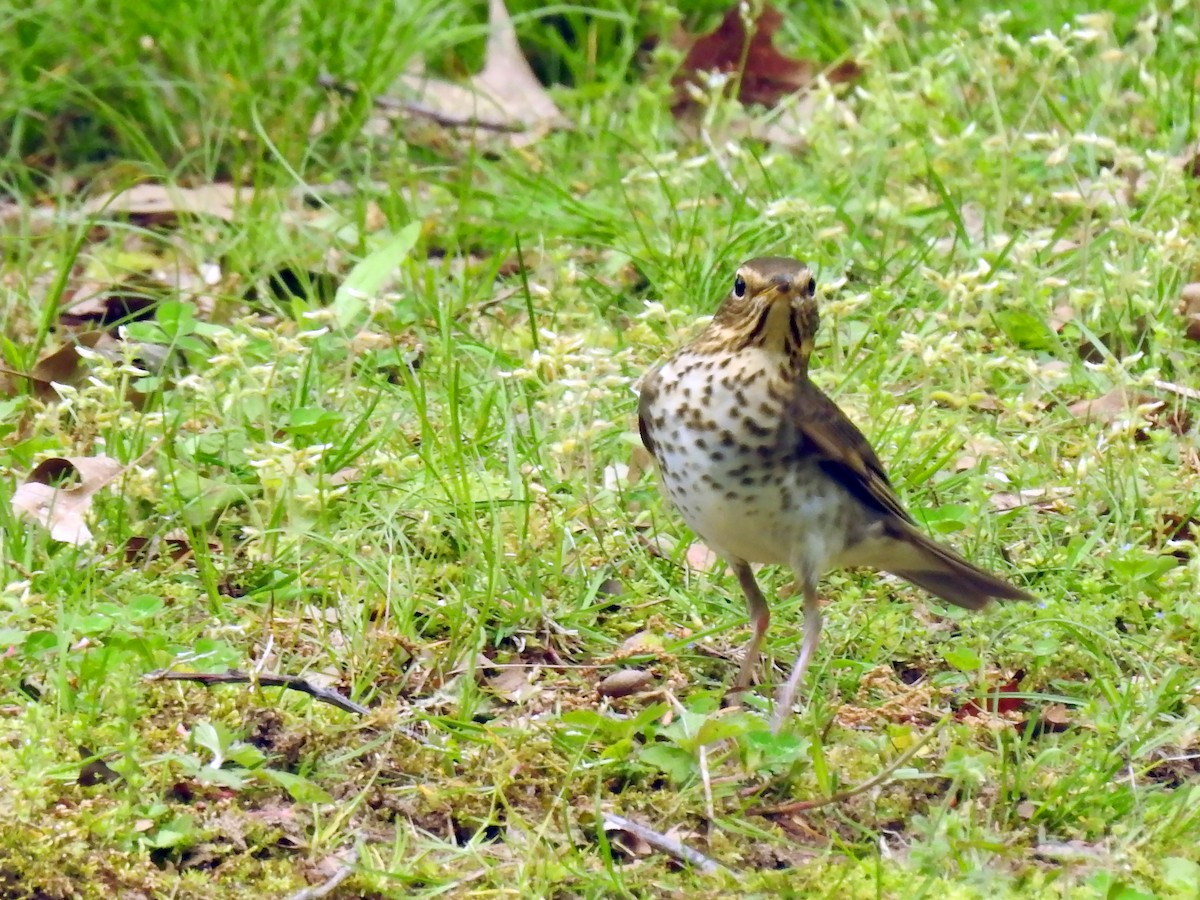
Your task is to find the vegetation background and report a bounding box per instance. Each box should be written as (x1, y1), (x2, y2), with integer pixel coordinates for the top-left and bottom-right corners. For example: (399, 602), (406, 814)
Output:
(1, 0), (1199, 896)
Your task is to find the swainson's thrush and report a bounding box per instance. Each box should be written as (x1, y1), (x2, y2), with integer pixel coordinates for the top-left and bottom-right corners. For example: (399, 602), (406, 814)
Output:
(638, 257), (1031, 730)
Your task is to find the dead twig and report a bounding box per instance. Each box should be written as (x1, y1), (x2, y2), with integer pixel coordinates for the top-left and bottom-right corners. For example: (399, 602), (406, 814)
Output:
(602, 813), (728, 874)
(146, 668), (369, 715)
(748, 714), (950, 816)
(1153, 378), (1200, 403)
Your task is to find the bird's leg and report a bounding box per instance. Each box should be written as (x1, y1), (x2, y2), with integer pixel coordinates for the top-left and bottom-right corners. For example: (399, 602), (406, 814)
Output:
(723, 559), (769, 707)
(771, 582), (822, 733)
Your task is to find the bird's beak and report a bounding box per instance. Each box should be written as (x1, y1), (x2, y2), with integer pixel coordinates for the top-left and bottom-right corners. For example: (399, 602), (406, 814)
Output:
(768, 276), (793, 298)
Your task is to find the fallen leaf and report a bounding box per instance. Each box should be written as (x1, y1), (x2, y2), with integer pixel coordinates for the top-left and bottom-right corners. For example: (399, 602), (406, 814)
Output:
(618, 630), (666, 656)
(931, 203), (993, 255)
(597, 578), (624, 598)
(625, 444), (655, 487)
(486, 663), (542, 704)
(77, 746), (122, 787)
(673, 4), (861, 110)
(1052, 175), (1132, 211)
(58, 273), (163, 328)
(3, 332), (108, 399)
(1036, 703), (1072, 731)
(1177, 282), (1200, 342)
(604, 822), (654, 860)
(955, 671), (1025, 720)
(1049, 303), (1076, 332)
(952, 436), (1005, 472)
(124, 529), (210, 565)
(597, 668), (653, 698)
(11, 455), (124, 545)
(1066, 388), (1158, 426)
(82, 182), (248, 223)
(396, 0), (568, 147)
(685, 541), (720, 573)
(328, 467), (360, 487)
(1172, 140), (1200, 179)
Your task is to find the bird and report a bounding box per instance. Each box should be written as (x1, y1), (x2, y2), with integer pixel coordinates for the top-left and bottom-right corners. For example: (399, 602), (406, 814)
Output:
(637, 256), (1032, 731)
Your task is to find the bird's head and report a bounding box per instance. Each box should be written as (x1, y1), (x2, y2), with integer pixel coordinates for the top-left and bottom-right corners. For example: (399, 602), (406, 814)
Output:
(703, 257), (819, 362)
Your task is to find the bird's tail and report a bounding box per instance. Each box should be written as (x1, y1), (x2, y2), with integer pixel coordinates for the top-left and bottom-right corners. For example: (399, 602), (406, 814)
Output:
(888, 526), (1032, 610)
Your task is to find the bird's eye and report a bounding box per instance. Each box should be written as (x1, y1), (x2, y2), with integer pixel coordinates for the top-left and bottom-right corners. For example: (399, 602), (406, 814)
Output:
(733, 275), (747, 298)
(806, 277), (816, 298)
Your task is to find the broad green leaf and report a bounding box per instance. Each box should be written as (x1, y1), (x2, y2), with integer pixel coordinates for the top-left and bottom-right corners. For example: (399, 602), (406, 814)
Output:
(145, 814), (196, 849)
(944, 646), (982, 672)
(332, 221), (421, 328)
(167, 468), (258, 527)
(639, 744), (696, 784)
(285, 407), (343, 436)
(259, 768), (333, 804)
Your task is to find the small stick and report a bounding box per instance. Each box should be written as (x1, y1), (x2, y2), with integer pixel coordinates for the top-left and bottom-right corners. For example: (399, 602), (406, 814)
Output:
(699, 743), (716, 832)
(1153, 378), (1200, 403)
(146, 668), (369, 716)
(749, 714), (949, 816)
(602, 813), (727, 875)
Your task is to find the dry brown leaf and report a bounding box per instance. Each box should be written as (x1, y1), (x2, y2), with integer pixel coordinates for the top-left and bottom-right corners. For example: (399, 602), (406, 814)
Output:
(930, 203), (994, 255)
(684, 541), (720, 572)
(673, 3), (861, 110)
(328, 467), (360, 487)
(1037, 703), (1073, 731)
(604, 822), (654, 860)
(82, 182), (248, 223)
(1178, 282), (1200, 342)
(397, 0), (567, 147)
(1053, 175), (1132, 211)
(77, 746), (122, 787)
(625, 443), (655, 487)
(952, 436), (1004, 472)
(618, 630), (666, 656)
(597, 668), (653, 699)
(0, 332), (109, 399)
(11, 455), (124, 545)
(59, 274), (163, 329)
(486, 663), (542, 704)
(1066, 388), (1158, 425)
(732, 96), (818, 149)
(1172, 140), (1200, 179)
(1049, 303), (1076, 332)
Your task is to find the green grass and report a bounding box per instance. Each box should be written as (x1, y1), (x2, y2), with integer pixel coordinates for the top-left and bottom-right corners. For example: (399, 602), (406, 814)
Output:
(2, 0), (1200, 896)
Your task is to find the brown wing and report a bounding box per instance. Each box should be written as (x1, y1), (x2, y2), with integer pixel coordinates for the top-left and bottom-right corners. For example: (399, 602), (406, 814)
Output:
(636, 370), (660, 456)
(789, 380), (916, 525)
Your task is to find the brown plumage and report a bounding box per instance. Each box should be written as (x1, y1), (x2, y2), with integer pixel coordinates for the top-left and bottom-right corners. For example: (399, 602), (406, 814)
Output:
(638, 256), (1031, 730)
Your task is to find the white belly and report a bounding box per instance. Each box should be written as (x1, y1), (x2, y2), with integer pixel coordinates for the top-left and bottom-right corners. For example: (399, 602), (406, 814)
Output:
(647, 353), (855, 573)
